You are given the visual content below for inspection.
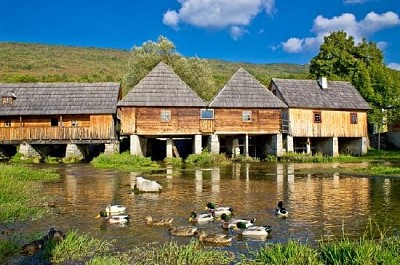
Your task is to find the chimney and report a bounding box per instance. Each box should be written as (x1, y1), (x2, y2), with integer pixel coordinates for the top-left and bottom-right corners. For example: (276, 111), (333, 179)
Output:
(318, 77), (328, 89)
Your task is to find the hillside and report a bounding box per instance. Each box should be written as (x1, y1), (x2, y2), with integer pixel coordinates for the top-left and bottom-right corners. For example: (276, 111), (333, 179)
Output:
(0, 42), (309, 97)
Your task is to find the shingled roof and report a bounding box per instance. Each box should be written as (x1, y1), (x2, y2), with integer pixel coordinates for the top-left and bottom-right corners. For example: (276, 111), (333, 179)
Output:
(118, 62), (206, 107)
(209, 68), (287, 108)
(271, 78), (371, 110)
(0, 82), (121, 116)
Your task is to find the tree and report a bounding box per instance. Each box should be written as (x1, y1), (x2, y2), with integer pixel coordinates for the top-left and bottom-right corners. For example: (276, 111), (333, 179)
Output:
(309, 31), (400, 127)
(123, 36), (216, 101)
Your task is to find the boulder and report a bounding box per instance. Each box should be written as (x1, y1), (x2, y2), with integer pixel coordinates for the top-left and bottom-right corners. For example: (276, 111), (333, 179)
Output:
(135, 176), (162, 192)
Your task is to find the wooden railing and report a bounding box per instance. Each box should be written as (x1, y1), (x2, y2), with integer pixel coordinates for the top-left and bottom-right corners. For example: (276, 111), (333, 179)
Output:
(0, 126), (116, 142)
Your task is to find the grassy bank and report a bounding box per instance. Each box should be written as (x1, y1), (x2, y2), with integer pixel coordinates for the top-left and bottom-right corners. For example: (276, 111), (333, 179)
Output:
(0, 164), (59, 223)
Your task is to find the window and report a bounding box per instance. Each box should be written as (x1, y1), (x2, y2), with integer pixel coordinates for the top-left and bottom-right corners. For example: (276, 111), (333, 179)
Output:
(350, 113), (358, 124)
(71, 120), (78, 127)
(313, 111), (322, 123)
(4, 120), (11, 127)
(242, 111), (252, 122)
(200, 109), (214, 119)
(161, 110), (171, 122)
(51, 118), (58, 127)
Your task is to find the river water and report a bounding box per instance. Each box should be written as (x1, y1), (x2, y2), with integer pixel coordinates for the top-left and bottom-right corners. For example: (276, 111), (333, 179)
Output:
(21, 162), (400, 254)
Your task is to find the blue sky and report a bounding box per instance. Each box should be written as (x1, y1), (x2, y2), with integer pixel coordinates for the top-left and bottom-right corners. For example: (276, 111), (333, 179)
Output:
(1, 0), (399, 69)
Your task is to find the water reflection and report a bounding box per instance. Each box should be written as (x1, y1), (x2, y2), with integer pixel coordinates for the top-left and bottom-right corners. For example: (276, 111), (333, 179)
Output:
(23, 162), (400, 253)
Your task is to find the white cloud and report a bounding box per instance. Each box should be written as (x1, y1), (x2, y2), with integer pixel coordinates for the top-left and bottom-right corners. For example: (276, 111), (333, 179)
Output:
(229, 26), (248, 40)
(163, 0), (275, 39)
(388, 63), (400, 70)
(281, 11), (400, 53)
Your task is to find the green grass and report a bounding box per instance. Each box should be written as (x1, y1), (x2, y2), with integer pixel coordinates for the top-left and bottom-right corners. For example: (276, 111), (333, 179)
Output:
(0, 239), (20, 263)
(44, 230), (112, 263)
(185, 151), (231, 166)
(0, 164), (59, 223)
(90, 151), (160, 171)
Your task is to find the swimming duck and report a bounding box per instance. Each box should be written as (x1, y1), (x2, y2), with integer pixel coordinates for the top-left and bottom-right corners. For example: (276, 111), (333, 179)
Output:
(145, 215), (174, 226)
(236, 222), (272, 237)
(220, 213), (255, 229)
(97, 211), (130, 224)
(194, 229), (232, 245)
(206, 202), (233, 218)
(275, 201), (288, 217)
(189, 212), (214, 223)
(168, 226), (198, 237)
(105, 204), (126, 214)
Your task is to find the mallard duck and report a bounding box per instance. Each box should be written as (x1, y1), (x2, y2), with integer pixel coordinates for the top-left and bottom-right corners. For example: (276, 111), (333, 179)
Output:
(206, 202), (233, 217)
(189, 212), (214, 223)
(105, 204), (126, 214)
(145, 215), (173, 226)
(194, 229), (232, 245)
(236, 222), (272, 237)
(275, 201), (288, 217)
(220, 213), (255, 229)
(169, 226), (198, 237)
(21, 239), (44, 255)
(97, 211), (130, 224)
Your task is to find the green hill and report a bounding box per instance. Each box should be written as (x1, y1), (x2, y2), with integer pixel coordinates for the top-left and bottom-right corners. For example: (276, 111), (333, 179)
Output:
(0, 42), (309, 96)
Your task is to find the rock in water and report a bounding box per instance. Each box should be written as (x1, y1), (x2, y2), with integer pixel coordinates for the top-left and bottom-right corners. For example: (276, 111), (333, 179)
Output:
(135, 177), (162, 192)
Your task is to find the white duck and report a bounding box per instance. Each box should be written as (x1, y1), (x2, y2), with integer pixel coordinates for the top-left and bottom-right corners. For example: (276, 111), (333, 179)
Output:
(105, 204), (126, 214)
(206, 202), (233, 218)
(236, 222), (272, 237)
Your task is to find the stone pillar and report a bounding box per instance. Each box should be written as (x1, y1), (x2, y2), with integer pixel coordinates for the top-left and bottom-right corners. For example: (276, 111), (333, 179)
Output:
(275, 133), (285, 157)
(317, 137), (339, 157)
(347, 137), (368, 156)
(209, 134), (220, 154)
(65, 144), (84, 160)
(232, 138), (240, 157)
(193, 135), (202, 154)
(104, 140), (120, 155)
(286, 135), (294, 153)
(166, 138), (173, 158)
(306, 138), (311, 154)
(19, 143), (41, 159)
(332, 137), (339, 157)
(130, 135), (146, 156)
(244, 134), (249, 157)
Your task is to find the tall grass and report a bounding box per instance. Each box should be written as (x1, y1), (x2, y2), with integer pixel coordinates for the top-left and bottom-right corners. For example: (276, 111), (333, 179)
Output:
(44, 230), (112, 263)
(185, 151), (231, 166)
(90, 151), (159, 171)
(0, 164), (59, 223)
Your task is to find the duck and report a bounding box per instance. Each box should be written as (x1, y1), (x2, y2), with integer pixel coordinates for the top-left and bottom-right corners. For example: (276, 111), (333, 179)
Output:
(194, 229), (232, 245)
(105, 204), (126, 214)
(145, 215), (173, 226)
(97, 211), (130, 224)
(168, 226), (198, 237)
(47, 227), (65, 242)
(188, 212), (214, 223)
(236, 222), (272, 237)
(206, 202), (233, 218)
(220, 213), (255, 229)
(21, 239), (44, 255)
(275, 201), (289, 217)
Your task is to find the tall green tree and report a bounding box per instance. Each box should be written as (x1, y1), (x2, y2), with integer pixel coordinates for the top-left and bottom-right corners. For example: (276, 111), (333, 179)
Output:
(309, 31), (400, 126)
(123, 36), (216, 101)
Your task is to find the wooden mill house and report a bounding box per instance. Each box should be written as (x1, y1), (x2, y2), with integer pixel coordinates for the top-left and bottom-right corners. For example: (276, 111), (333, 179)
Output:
(117, 62), (207, 159)
(0, 82), (121, 159)
(269, 77), (371, 156)
(208, 68), (288, 158)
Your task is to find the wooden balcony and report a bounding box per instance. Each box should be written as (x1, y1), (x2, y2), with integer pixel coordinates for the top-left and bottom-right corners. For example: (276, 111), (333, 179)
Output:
(0, 126), (116, 144)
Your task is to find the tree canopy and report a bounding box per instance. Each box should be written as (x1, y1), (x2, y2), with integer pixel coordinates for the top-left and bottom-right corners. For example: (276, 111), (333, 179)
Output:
(123, 36), (217, 101)
(309, 31), (400, 126)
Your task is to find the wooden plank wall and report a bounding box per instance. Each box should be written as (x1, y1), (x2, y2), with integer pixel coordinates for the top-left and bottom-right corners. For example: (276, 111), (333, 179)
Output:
(214, 109), (282, 133)
(0, 114), (114, 141)
(289, 108), (368, 137)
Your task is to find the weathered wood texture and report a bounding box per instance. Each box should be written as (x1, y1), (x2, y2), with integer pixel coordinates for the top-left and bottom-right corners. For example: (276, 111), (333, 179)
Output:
(389, 121), (400, 132)
(213, 109), (282, 134)
(288, 109), (368, 137)
(119, 107), (202, 135)
(0, 114), (115, 141)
